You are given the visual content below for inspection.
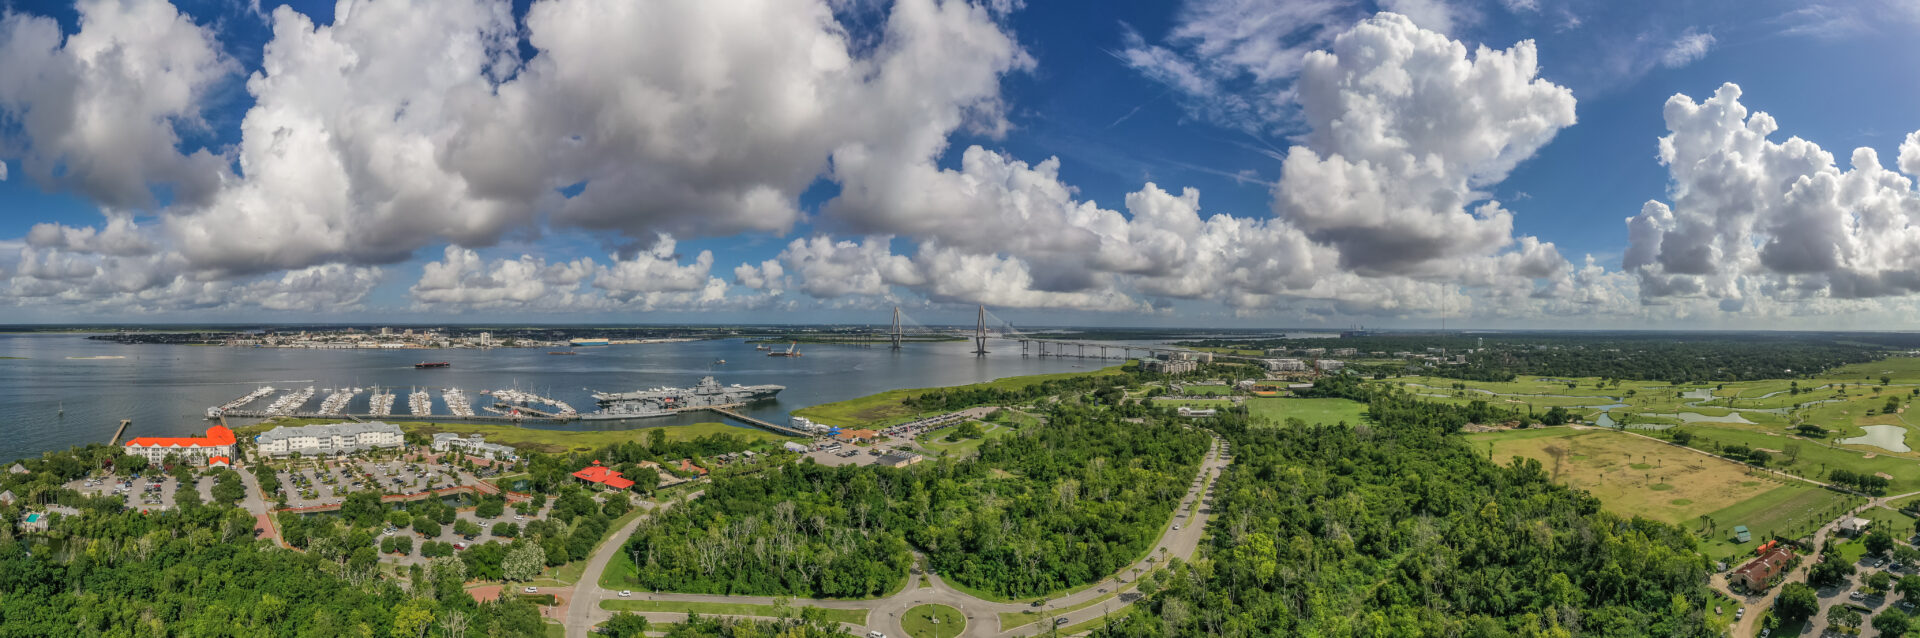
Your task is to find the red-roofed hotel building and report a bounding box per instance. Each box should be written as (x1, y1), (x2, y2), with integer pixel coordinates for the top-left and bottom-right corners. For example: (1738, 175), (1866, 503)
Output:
(124, 425), (237, 466)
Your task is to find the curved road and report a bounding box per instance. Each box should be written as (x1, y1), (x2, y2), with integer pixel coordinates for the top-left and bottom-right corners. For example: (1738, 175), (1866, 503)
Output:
(566, 435), (1230, 637)
(563, 493), (701, 637)
(1713, 489), (1920, 637)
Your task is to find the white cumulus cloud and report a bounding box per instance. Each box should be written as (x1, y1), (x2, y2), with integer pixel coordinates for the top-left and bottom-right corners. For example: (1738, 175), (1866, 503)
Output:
(1274, 12), (1576, 276)
(410, 246), (595, 308)
(0, 0), (235, 209)
(1624, 83), (1920, 303)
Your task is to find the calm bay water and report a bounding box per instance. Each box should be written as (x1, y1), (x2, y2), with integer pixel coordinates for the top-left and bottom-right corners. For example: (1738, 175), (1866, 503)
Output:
(0, 334), (1110, 460)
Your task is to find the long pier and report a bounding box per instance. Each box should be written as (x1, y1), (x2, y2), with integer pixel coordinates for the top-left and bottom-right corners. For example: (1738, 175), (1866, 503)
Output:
(217, 409), (550, 424)
(707, 408), (810, 437)
(492, 403), (561, 419)
(108, 419), (131, 445)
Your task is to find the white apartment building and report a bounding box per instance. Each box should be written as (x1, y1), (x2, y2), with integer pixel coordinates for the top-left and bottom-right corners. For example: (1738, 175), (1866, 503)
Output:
(255, 422), (405, 457)
(431, 433), (520, 461)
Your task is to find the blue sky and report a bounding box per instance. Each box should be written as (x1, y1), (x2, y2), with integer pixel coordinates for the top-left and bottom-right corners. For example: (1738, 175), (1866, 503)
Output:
(2, 0), (1919, 327)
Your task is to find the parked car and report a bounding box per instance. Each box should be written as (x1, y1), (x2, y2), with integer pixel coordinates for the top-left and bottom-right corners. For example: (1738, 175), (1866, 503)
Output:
(523, 587), (537, 594)
(618, 590), (631, 598)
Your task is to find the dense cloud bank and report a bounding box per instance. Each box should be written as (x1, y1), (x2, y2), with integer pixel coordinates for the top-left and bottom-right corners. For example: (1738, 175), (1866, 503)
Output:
(0, 0), (1904, 324)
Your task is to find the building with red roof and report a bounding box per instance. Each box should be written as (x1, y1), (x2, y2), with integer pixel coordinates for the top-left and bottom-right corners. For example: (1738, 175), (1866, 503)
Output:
(208, 456), (231, 468)
(572, 462), (637, 490)
(677, 459), (707, 476)
(1730, 545), (1796, 590)
(124, 425), (236, 466)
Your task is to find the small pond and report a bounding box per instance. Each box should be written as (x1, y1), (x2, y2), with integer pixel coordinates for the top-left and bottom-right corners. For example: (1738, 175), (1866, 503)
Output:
(1643, 411), (1756, 424)
(1839, 425), (1911, 453)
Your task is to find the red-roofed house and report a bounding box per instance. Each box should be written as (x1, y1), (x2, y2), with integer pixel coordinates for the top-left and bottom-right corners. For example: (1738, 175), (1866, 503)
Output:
(678, 459), (707, 476)
(1731, 545), (1796, 590)
(572, 463), (637, 491)
(125, 426), (236, 465)
(208, 456), (231, 468)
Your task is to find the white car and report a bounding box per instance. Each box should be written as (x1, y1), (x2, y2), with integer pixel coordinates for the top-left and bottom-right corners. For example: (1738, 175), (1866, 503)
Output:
(1172, 525), (1180, 530)
(524, 586), (538, 594)
(618, 590), (632, 597)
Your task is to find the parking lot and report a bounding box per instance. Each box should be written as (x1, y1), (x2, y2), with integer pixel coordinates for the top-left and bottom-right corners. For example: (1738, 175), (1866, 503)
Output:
(268, 457), (469, 509)
(802, 443), (918, 467)
(64, 473), (195, 511)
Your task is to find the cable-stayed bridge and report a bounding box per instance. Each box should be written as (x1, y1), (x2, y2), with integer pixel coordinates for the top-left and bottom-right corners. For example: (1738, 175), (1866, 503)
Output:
(878, 305), (1202, 360)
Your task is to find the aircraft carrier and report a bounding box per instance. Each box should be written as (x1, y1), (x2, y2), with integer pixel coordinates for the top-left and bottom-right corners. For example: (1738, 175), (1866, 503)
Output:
(584, 376), (784, 420)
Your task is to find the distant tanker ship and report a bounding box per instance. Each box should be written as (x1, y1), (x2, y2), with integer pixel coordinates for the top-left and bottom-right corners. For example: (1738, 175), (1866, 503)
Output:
(584, 376), (783, 420)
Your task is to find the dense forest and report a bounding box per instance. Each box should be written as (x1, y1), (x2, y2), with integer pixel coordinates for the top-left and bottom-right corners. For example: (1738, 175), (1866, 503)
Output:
(1089, 419), (1714, 637)
(919, 404), (1211, 596)
(1180, 333), (1888, 382)
(615, 402), (1211, 599)
(614, 460), (916, 598)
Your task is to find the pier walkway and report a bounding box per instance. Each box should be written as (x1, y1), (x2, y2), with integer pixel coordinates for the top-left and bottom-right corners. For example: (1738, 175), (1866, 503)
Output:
(707, 408), (810, 437)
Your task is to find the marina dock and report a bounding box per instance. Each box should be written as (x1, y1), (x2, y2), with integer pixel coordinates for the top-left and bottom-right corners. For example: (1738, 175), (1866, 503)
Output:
(208, 374), (806, 437)
(108, 419), (131, 445)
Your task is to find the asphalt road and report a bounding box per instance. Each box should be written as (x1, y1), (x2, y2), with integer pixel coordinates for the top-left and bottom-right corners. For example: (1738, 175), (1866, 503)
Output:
(564, 434), (1231, 637)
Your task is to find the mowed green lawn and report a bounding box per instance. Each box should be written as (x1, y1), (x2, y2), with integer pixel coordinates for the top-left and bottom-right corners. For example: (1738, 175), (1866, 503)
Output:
(903, 604), (964, 638)
(1681, 424), (1920, 491)
(918, 420), (1024, 459)
(1245, 397), (1369, 426)
(793, 366), (1125, 428)
(597, 599), (867, 626)
(1697, 484), (1862, 562)
(1155, 397), (1369, 427)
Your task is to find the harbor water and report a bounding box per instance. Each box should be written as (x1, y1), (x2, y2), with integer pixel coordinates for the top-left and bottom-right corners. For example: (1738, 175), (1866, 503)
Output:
(0, 333), (1117, 460)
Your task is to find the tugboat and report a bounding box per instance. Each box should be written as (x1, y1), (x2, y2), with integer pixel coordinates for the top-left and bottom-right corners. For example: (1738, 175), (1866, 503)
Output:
(415, 361), (451, 369)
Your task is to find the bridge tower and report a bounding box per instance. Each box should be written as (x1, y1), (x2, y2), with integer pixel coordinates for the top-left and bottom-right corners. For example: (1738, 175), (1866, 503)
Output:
(972, 305), (989, 356)
(890, 306), (903, 350)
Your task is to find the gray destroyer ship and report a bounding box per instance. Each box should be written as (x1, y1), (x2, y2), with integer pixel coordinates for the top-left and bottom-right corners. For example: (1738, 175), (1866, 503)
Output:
(584, 376), (783, 420)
